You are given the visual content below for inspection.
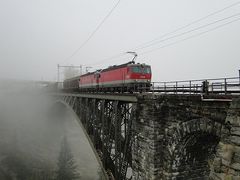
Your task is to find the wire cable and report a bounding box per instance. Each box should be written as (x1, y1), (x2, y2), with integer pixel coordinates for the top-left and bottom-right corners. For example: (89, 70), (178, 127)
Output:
(133, 1), (240, 50)
(139, 17), (240, 55)
(135, 13), (240, 51)
(85, 1), (240, 66)
(63, 0), (122, 62)
(87, 13), (240, 67)
(87, 52), (127, 66)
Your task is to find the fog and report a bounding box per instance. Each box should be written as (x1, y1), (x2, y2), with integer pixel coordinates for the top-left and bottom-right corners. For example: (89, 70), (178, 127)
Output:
(0, 81), (104, 179)
(0, 0), (240, 82)
(1, 1), (239, 179)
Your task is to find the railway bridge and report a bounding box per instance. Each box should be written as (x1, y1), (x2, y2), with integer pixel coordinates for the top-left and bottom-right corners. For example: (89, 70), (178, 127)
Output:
(53, 77), (240, 180)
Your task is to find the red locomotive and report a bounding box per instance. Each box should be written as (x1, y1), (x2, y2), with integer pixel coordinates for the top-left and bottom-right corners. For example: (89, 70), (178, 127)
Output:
(63, 61), (152, 92)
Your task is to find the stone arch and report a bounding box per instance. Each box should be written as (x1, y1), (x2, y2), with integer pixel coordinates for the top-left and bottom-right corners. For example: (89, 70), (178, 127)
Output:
(163, 118), (225, 179)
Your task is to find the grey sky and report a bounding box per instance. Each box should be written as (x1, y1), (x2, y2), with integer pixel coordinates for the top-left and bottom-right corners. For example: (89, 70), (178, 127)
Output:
(0, 0), (240, 81)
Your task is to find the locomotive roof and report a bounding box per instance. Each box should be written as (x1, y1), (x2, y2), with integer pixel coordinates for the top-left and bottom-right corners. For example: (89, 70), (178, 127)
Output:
(101, 64), (127, 72)
(65, 61), (150, 80)
(78, 61), (135, 77)
(102, 62), (150, 72)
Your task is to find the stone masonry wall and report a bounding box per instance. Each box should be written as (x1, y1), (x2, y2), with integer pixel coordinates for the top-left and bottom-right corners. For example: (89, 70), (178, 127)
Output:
(210, 98), (240, 180)
(132, 94), (231, 180)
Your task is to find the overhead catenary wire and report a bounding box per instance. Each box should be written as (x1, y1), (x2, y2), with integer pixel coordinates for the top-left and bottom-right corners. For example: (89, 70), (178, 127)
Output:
(63, 0), (122, 62)
(86, 52), (127, 66)
(134, 13), (240, 51)
(87, 12), (240, 67)
(139, 16), (240, 55)
(133, 0), (240, 50)
(85, 1), (240, 67)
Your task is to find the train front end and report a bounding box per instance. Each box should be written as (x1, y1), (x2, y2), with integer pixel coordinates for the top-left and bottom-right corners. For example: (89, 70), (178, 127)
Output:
(126, 63), (152, 92)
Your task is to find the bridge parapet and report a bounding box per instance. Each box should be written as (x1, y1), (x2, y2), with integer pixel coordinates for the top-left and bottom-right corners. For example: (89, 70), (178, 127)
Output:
(152, 77), (240, 95)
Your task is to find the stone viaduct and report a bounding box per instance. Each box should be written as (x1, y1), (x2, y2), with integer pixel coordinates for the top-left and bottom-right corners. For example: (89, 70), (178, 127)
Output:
(54, 93), (240, 180)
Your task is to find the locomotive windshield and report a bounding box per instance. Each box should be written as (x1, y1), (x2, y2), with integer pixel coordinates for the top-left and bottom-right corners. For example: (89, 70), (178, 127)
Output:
(131, 66), (151, 74)
(131, 66), (141, 73)
(143, 66), (151, 74)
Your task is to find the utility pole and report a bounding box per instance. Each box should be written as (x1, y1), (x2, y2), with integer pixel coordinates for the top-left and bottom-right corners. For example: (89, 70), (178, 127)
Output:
(57, 64), (60, 82)
(80, 65), (83, 75)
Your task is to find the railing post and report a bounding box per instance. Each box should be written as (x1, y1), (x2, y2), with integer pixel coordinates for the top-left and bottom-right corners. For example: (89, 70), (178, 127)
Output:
(212, 83), (214, 94)
(175, 82), (178, 94)
(152, 82), (154, 93)
(164, 82), (166, 93)
(239, 69), (240, 88)
(189, 81), (192, 94)
(224, 78), (227, 94)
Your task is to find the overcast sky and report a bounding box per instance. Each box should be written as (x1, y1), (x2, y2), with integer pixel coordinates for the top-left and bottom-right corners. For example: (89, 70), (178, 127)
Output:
(0, 0), (240, 81)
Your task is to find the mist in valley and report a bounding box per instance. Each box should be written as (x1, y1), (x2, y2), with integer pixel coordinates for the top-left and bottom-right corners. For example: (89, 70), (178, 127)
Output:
(0, 80), (104, 180)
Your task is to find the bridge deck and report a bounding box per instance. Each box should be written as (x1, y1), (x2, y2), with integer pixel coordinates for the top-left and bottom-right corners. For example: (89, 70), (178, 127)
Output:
(55, 92), (138, 102)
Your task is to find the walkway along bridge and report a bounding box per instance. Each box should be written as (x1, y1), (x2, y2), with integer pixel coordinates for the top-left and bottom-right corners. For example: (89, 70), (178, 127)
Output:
(53, 77), (240, 180)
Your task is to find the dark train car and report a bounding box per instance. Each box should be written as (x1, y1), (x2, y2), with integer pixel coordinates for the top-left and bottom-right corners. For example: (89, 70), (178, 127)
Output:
(63, 76), (80, 91)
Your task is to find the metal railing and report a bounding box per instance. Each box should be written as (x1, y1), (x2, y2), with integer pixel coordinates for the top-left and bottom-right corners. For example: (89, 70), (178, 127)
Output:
(151, 77), (240, 95)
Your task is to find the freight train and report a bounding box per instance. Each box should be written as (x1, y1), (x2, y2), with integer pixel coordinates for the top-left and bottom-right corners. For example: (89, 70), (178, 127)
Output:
(63, 61), (152, 93)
